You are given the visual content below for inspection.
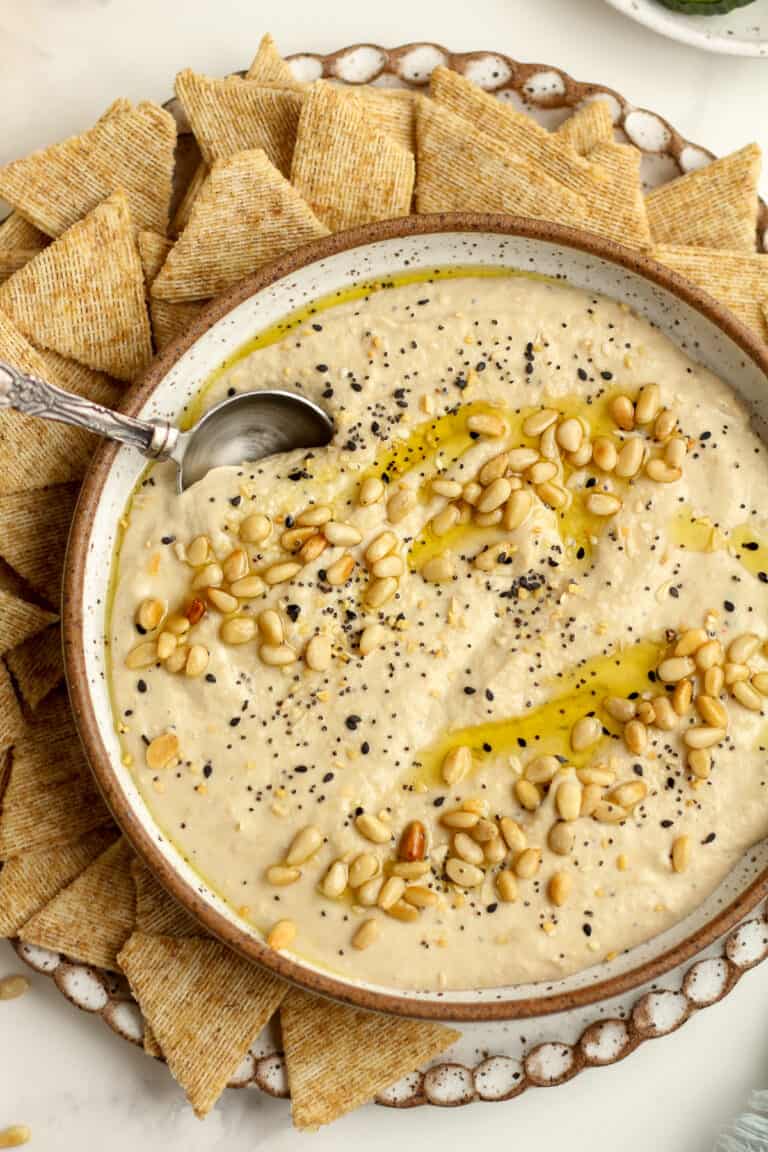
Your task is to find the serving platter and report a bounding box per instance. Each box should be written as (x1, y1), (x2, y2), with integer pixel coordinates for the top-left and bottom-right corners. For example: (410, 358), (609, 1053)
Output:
(604, 0), (768, 58)
(6, 38), (768, 1115)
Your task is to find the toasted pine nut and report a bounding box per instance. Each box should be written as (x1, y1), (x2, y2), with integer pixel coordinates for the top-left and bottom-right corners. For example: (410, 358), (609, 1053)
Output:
(371, 554), (404, 579)
(165, 613), (191, 637)
(399, 820), (426, 861)
(267, 919), (296, 950)
(548, 822), (575, 856)
(483, 835), (507, 865)
(298, 534), (327, 564)
(503, 489), (533, 530)
(185, 645), (209, 678)
(609, 780), (647, 808)
(515, 778), (541, 811)
(724, 662), (750, 685)
(499, 817), (527, 853)
(664, 437), (687, 470)
(422, 556), (454, 583)
(671, 835), (691, 874)
(305, 633), (331, 672)
(453, 831), (485, 866)
(443, 809), (480, 831)
(258, 609), (284, 646)
(731, 680), (763, 711)
(696, 694), (728, 728)
(477, 477), (512, 514)
(191, 562), (223, 592)
(704, 666), (725, 697)
(556, 778), (582, 822)
(556, 417), (583, 453)
(506, 447), (540, 473)
(688, 748), (711, 780)
(229, 575), (266, 599)
(586, 492), (622, 517)
(323, 521), (362, 547)
(136, 597), (166, 633)
(527, 459), (558, 487)
(674, 628), (708, 657)
(514, 847), (542, 879)
(156, 631), (177, 661)
(387, 899), (420, 923)
(728, 632), (760, 663)
(695, 640), (723, 670)
(222, 548), (249, 583)
(580, 783), (604, 817)
(548, 870), (572, 907)
(577, 766), (615, 786)
(624, 718), (647, 754)
(365, 576), (398, 606)
(431, 477), (463, 499)
(524, 754), (560, 784)
(645, 458), (682, 484)
(349, 853), (380, 888)
(259, 643), (297, 667)
(672, 678), (693, 715)
(636, 699), (656, 725)
(387, 487), (415, 523)
(359, 623), (387, 656)
(377, 875), (406, 911)
(220, 616), (256, 644)
(207, 587), (238, 614)
(603, 696), (636, 722)
(391, 860), (431, 879)
(125, 640), (158, 669)
(467, 412), (506, 438)
(568, 439), (593, 469)
(356, 813), (391, 844)
(431, 504), (460, 536)
(320, 860), (349, 899)
(0, 976), (29, 1001)
(267, 865), (301, 886)
(325, 553), (355, 586)
(592, 800), (626, 823)
(442, 745), (472, 786)
(473, 509), (503, 528)
(462, 480), (483, 505)
(635, 383), (661, 425)
(539, 424), (559, 461)
(240, 513), (272, 544)
(537, 481), (568, 509)
(654, 408), (677, 441)
(352, 918), (379, 949)
(146, 732), (179, 770)
(297, 505), (332, 528)
(592, 436), (617, 472)
(752, 672), (768, 697)
(0, 1127), (31, 1148)
(614, 437), (645, 479)
(281, 527), (315, 552)
(469, 818), (498, 844)
(365, 531), (398, 564)
(479, 452), (509, 485)
(286, 825), (323, 866)
(652, 695), (677, 731)
(355, 877), (383, 906)
(496, 870), (518, 902)
(445, 857), (484, 887)
(358, 476), (384, 506)
(571, 715), (601, 751)
(186, 534), (210, 566)
(404, 885), (438, 908)
(163, 647), (188, 674)
(683, 726), (725, 749)
(658, 656), (695, 682)
(264, 561), (301, 585)
(522, 408), (558, 437)
(610, 395), (635, 431)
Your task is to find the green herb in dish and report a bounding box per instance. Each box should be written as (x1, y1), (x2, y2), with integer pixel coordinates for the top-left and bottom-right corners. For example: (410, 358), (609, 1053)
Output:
(656, 0), (756, 14)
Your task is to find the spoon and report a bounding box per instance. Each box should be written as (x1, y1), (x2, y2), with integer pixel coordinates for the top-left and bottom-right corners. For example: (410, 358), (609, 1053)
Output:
(0, 360), (334, 491)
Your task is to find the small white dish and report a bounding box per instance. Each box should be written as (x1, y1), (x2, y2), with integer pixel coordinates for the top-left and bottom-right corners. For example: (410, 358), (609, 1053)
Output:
(605, 0), (768, 57)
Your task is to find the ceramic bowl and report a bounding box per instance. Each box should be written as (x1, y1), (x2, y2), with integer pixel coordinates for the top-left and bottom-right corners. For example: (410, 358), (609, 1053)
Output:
(64, 213), (768, 1022)
(604, 0), (768, 57)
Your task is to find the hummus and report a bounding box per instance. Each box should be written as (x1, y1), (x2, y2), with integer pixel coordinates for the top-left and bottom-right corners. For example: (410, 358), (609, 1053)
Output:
(109, 274), (768, 991)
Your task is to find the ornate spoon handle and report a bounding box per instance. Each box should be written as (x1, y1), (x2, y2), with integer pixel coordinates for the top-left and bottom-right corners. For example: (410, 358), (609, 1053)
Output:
(0, 359), (178, 459)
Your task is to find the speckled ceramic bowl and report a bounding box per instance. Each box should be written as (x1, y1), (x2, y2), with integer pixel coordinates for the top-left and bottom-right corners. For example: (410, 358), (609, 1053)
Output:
(63, 214), (768, 1022)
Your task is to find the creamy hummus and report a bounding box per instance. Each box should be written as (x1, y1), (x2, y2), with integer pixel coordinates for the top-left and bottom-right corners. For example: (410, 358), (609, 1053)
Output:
(109, 274), (768, 991)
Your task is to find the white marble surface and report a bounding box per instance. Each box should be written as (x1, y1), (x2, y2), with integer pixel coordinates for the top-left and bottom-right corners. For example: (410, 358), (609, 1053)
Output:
(1, 0), (768, 1147)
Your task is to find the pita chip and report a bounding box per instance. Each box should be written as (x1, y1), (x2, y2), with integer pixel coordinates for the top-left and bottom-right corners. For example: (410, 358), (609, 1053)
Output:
(0, 660), (24, 753)
(580, 141), (651, 249)
(6, 625), (64, 710)
(246, 32), (301, 88)
(131, 857), (200, 937)
(652, 245), (768, 340)
(175, 69), (303, 176)
(118, 933), (287, 1116)
(0, 483), (79, 600)
(152, 149), (328, 302)
(429, 66), (604, 201)
(138, 230), (206, 348)
(0, 101), (176, 239)
(0, 589), (57, 655)
(0, 190), (152, 382)
(556, 99), (614, 157)
(416, 99), (584, 224)
(0, 828), (117, 937)
(291, 83), (415, 232)
(349, 87), (418, 153)
(170, 159), (208, 235)
(20, 838), (135, 969)
(0, 212), (49, 254)
(646, 144), (760, 252)
(281, 988), (460, 1129)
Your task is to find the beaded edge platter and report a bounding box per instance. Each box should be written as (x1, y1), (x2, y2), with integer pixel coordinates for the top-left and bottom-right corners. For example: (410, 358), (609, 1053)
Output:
(6, 40), (768, 1113)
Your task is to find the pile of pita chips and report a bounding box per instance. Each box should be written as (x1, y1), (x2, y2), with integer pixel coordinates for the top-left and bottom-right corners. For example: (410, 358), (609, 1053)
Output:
(646, 144), (760, 251)
(138, 230), (205, 350)
(6, 625), (65, 710)
(652, 244), (768, 340)
(131, 857), (200, 937)
(579, 141), (652, 249)
(556, 98), (614, 156)
(246, 31), (303, 88)
(0, 483), (79, 598)
(0, 588), (56, 655)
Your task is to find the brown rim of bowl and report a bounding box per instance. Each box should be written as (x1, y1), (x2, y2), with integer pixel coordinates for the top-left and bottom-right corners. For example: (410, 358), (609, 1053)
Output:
(64, 212), (768, 1023)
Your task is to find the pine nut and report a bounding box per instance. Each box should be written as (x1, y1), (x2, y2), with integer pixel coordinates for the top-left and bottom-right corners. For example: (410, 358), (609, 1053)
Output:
(403, 885), (438, 908)
(356, 813), (391, 844)
(585, 492), (622, 517)
(258, 609), (284, 645)
(305, 634), (331, 672)
(267, 919), (296, 950)
(356, 877), (383, 906)
(724, 662), (750, 685)
(592, 436), (617, 472)
(207, 587), (238, 614)
(422, 556), (454, 583)
(674, 628), (708, 657)
(688, 748), (711, 780)
(522, 408), (558, 437)
(165, 613), (191, 637)
(365, 576), (398, 606)
(592, 800), (626, 823)
(156, 631), (177, 661)
(136, 598), (166, 633)
(524, 754), (560, 784)
(571, 715), (601, 751)
(695, 640), (723, 670)
(221, 548), (248, 583)
(0, 1127), (31, 1148)
(431, 477), (463, 499)
(125, 640), (158, 669)
(191, 562), (223, 591)
(514, 847), (542, 879)
(664, 437), (687, 470)
(286, 825), (323, 866)
(469, 818), (498, 844)
(267, 865), (301, 886)
(387, 900), (420, 923)
(614, 437), (645, 479)
(503, 489), (533, 530)
(577, 766), (615, 786)
(728, 633), (760, 663)
(635, 383), (660, 425)
(146, 732), (179, 770)
(483, 835), (507, 865)
(320, 860), (349, 899)
(556, 417), (583, 453)
(467, 412), (506, 438)
(186, 596), (206, 623)
(732, 680), (763, 711)
(298, 534), (327, 564)
(387, 487), (415, 523)
(556, 778), (582, 822)
(548, 822), (575, 856)
(186, 534), (211, 566)
(399, 820), (427, 861)
(539, 424), (559, 460)
(185, 645), (209, 678)
(658, 656), (695, 682)
(220, 616), (257, 644)
(652, 695), (678, 730)
(610, 394), (635, 431)
(352, 918), (379, 950)
(477, 477), (511, 514)
(507, 447), (540, 473)
(0, 975), (29, 1000)
(548, 870), (572, 907)
(229, 575), (266, 599)
(453, 831), (485, 866)
(365, 532), (397, 564)
(537, 482), (568, 509)
(580, 783), (604, 817)
(608, 780), (647, 808)
(604, 696), (636, 722)
(297, 505), (332, 528)
(527, 460), (558, 485)
(391, 860), (431, 879)
(264, 561), (301, 585)
(624, 718), (647, 754)
(442, 745), (472, 786)
(325, 553), (355, 586)
(359, 623), (387, 656)
(443, 809), (480, 830)
(636, 699), (656, 725)
(479, 453), (509, 485)
(445, 857), (484, 887)
(696, 694), (728, 728)
(683, 726), (725, 749)
(515, 778), (541, 811)
(259, 643), (297, 667)
(164, 647), (188, 674)
(349, 853), (380, 888)
(671, 835), (691, 874)
(358, 476), (384, 506)
(752, 672), (768, 697)
(568, 439), (593, 469)
(240, 513), (272, 544)
(473, 509), (503, 528)
(462, 480), (483, 505)
(281, 526), (315, 551)
(376, 875), (406, 911)
(654, 408), (677, 441)
(323, 521), (362, 547)
(371, 554), (404, 579)
(496, 870), (518, 902)
(646, 458), (682, 484)
(704, 666), (725, 696)
(499, 817), (527, 853)
(672, 678), (693, 715)
(431, 504), (460, 536)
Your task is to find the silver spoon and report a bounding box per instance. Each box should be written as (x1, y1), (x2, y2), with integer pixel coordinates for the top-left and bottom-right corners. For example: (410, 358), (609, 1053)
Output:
(0, 360), (334, 491)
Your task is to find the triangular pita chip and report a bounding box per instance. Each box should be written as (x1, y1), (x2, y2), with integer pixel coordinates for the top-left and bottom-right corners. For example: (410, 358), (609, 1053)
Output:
(20, 837), (135, 970)
(138, 230), (208, 347)
(131, 857), (200, 937)
(0, 212), (49, 254)
(118, 933), (287, 1116)
(652, 245), (768, 340)
(646, 144), (760, 252)
(0, 589), (57, 655)
(246, 33), (301, 88)
(415, 99), (585, 224)
(556, 99), (614, 157)
(0, 660), (24, 753)
(170, 159), (208, 236)
(429, 66), (604, 201)
(281, 988), (460, 1129)
(6, 624), (64, 710)
(0, 828), (116, 938)
(291, 83), (415, 232)
(0, 101), (176, 239)
(0, 190), (152, 381)
(152, 149), (329, 302)
(0, 483), (79, 600)
(349, 88), (418, 153)
(0, 314), (123, 493)
(580, 141), (651, 249)
(175, 69), (303, 175)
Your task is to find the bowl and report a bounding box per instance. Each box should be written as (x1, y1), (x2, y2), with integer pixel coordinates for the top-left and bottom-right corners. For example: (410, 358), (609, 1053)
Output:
(63, 213), (768, 1022)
